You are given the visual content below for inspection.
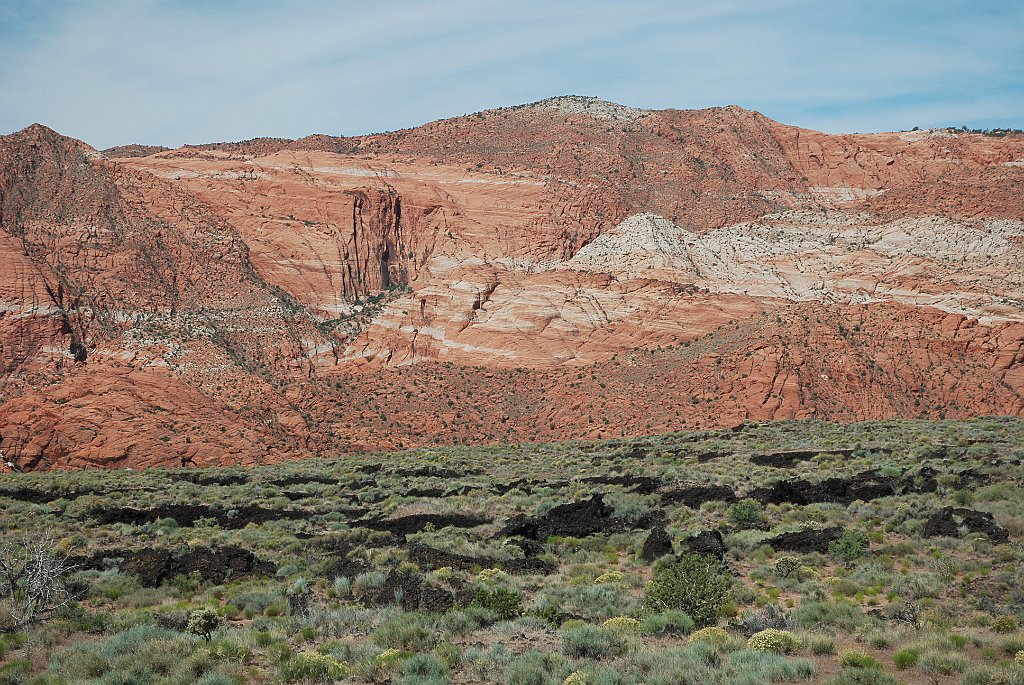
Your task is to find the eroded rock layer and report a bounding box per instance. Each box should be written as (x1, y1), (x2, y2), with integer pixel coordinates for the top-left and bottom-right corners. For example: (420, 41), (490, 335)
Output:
(2, 97), (1023, 469)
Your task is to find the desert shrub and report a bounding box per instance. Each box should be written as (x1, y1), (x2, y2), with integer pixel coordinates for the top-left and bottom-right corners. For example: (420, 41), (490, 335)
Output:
(773, 556), (804, 578)
(635, 645), (814, 684)
(439, 606), (493, 635)
(332, 575), (351, 596)
(1017, 650), (1024, 666)
(891, 649), (918, 669)
(561, 624), (629, 659)
(84, 570), (141, 601)
(603, 617), (640, 634)
(528, 600), (567, 628)
(739, 604), (788, 635)
(644, 554), (730, 627)
(471, 587), (523, 621)
(839, 651), (880, 669)
(559, 582), (636, 621)
(435, 642), (462, 670)
(687, 626), (730, 646)
(729, 499), (765, 526)
(373, 613), (437, 651)
(791, 601), (867, 631)
(606, 492), (656, 527)
(353, 571), (387, 595)
(563, 671), (587, 685)
(228, 589), (281, 615)
(806, 634), (836, 655)
(278, 651), (347, 683)
(890, 572), (943, 600)
(186, 608), (221, 642)
(640, 610), (694, 636)
(724, 529), (770, 553)
(823, 668), (899, 685)
(999, 635), (1024, 657)
(961, 663), (1024, 685)
(728, 650), (815, 681)
(504, 650), (567, 685)
(747, 629), (799, 654)
(630, 644), (717, 684)
(918, 649), (968, 675)
(51, 624), (193, 682)
(829, 531), (868, 562)
(398, 653), (450, 685)
(53, 602), (110, 633)
(992, 615), (1021, 633)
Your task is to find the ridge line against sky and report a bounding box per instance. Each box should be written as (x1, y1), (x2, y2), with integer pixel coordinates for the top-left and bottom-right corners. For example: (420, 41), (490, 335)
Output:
(1, 0), (1022, 149)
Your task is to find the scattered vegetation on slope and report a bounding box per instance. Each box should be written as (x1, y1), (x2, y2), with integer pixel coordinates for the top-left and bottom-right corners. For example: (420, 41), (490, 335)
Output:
(1, 417), (1023, 684)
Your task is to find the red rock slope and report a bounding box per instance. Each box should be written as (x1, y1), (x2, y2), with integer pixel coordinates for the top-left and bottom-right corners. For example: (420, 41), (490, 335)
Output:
(1, 97), (1022, 469)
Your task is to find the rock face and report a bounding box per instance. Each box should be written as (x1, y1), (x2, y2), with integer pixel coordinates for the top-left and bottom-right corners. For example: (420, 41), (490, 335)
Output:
(2, 98), (1024, 469)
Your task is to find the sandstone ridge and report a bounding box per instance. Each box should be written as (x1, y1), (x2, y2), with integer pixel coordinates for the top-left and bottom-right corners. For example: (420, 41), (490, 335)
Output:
(1, 103), (1022, 469)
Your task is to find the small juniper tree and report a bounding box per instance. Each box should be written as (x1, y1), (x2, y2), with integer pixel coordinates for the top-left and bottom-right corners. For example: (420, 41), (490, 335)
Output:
(644, 554), (732, 627)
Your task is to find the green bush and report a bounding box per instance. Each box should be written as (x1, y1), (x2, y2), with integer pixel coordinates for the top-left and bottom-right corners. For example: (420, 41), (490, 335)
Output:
(791, 601), (867, 631)
(891, 649), (918, 669)
(640, 610), (695, 636)
(807, 634), (836, 655)
(829, 531), (868, 562)
(746, 629), (799, 654)
(373, 614), (438, 651)
(729, 499), (765, 526)
(528, 602), (567, 627)
(918, 649), (968, 675)
(560, 624), (630, 659)
(51, 625), (194, 682)
(503, 650), (566, 685)
(839, 651), (880, 669)
(399, 653), (450, 685)
(471, 587), (523, 621)
(644, 554), (731, 628)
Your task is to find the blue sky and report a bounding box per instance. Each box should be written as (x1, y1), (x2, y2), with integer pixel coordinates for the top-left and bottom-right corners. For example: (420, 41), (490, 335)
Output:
(1, 0), (1022, 149)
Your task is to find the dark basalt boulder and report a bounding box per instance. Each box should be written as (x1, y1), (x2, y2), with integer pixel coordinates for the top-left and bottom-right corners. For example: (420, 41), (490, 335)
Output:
(87, 545), (275, 587)
(680, 530), (726, 559)
(499, 494), (623, 540)
(583, 474), (662, 494)
(767, 526), (844, 553)
(354, 512), (491, 536)
(659, 484), (737, 507)
(358, 570), (471, 612)
(642, 526), (674, 562)
(749, 470), (913, 506)
(923, 507), (1009, 543)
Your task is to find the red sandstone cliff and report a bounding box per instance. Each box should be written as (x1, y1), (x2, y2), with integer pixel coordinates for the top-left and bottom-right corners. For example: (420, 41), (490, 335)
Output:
(2, 98), (1022, 469)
